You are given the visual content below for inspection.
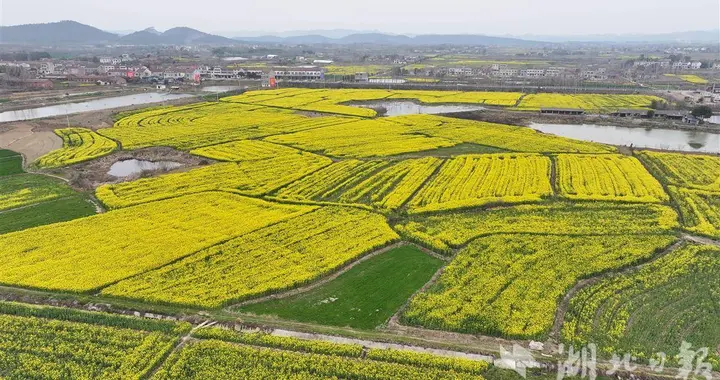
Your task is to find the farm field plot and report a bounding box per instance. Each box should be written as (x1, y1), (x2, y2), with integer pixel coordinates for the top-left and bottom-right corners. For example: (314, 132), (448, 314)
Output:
(101, 101), (355, 150)
(239, 245), (443, 329)
(154, 339), (483, 380)
(103, 206), (398, 308)
(266, 118), (457, 158)
(668, 186), (720, 238)
(266, 157), (444, 211)
(396, 202), (679, 252)
(555, 154), (668, 203)
(0, 149), (23, 176)
(517, 93), (662, 111)
(191, 327), (489, 375)
(0, 192), (313, 292)
(0, 174), (78, 211)
(35, 128), (117, 168)
(401, 234), (677, 339)
(562, 243), (720, 368)
(663, 74), (708, 84)
(385, 90), (523, 107)
(225, 88), (525, 116)
(0, 196), (95, 236)
(396, 115), (616, 154)
(637, 151), (720, 191)
(274, 159), (389, 202)
(0, 301), (189, 379)
(96, 152), (331, 209)
(408, 153), (553, 213)
(0, 150), (96, 235)
(338, 157), (443, 211)
(325, 65), (393, 76)
(190, 139), (301, 162)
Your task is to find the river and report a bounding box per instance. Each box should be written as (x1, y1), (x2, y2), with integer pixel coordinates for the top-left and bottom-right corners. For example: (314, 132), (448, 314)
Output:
(0, 93), (193, 123)
(531, 123), (720, 154)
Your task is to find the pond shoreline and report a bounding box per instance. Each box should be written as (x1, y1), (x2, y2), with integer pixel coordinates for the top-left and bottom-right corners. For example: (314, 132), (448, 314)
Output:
(446, 109), (720, 134)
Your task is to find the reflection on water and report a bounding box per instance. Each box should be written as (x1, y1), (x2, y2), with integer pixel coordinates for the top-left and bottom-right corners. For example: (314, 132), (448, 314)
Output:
(0, 93), (192, 123)
(108, 159), (182, 177)
(350, 101), (484, 116)
(530, 123), (720, 153)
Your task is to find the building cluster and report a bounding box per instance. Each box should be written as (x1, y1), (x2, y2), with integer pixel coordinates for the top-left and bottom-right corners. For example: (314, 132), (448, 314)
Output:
(633, 60), (703, 70)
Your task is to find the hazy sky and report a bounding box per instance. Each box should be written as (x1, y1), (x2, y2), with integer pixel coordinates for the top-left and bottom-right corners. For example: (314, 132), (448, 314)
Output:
(2, 0), (719, 36)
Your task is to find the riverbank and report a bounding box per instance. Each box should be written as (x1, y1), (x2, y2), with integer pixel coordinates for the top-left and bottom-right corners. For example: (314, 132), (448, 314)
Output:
(447, 109), (720, 134)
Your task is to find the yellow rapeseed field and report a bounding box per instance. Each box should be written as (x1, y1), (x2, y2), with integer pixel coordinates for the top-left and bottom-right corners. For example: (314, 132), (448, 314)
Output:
(517, 93), (662, 111)
(35, 128), (117, 168)
(396, 115), (616, 153)
(664, 74), (708, 84)
(668, 186), (720, 238)
(266, 118), (457, 157)
(190, 139), (301, 162)
(339, 157), (443, 210)
(274, 160), (389, 201)
(96, 153), (331, 209)
(101, 102), (355, 150)
(103, 206), (398, 308)
(396, 202), (679, 252)
(408, 154), (553, 213)
(0, 192), (313, 292)
(637, 151), (720, 191)
(555, 154), (668, 203)
(401, 233), (677, 339)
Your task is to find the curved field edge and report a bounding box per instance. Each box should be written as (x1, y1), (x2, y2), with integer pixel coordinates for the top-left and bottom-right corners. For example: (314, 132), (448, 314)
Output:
(561, 242), (720, 370)
(235, 245), (445, 329)
(398, 233), (679, 340)
(34, 128), (118, 168)
(0, 192), (316, 293)
(100, 205), (401, 309)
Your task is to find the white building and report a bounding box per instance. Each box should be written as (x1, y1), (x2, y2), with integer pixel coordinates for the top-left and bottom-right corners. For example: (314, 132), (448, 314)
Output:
(162, 71), (187, 79)
(690, 61), (702, 70)
(493, 68), (518, 77)
(39, 62), (56, 75)
(99, 57), (122, 65)
(134, 67), (153, 78)
(544, 67), (564, 77)
(447, 67), (473, 76)
(273, 67), (323, 81)
(581, 68), (608, 81)
(521, 69), (545, 78)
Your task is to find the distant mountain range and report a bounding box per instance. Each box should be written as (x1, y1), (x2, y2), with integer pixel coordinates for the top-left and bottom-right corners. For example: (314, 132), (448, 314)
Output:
(0, 21), (717, 46)
(118, 27), (236, 45)
(233, 32), (538, 46)
(513, 30), (720, 43)
(0, 21), (237, 46)
(0, 21), (118, 44)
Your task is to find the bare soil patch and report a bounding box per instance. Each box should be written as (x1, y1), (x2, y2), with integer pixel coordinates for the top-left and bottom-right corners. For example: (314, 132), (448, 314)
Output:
(48, 147), (213, 190)
(0, 123), (62, 163)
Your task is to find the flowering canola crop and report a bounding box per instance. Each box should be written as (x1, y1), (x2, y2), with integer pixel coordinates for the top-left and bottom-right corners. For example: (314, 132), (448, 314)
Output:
(408, 154), (553, 213)
(556, 154), (668, 203)
(563, 243), (720, 367)
(396, 202), (679, 252)
(96, 153), (331, 209)
(401, 234), (677, 339)
(35, 128), (117, 168)
(103, 206), (398, 308)
(0, 192), (313, 292)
